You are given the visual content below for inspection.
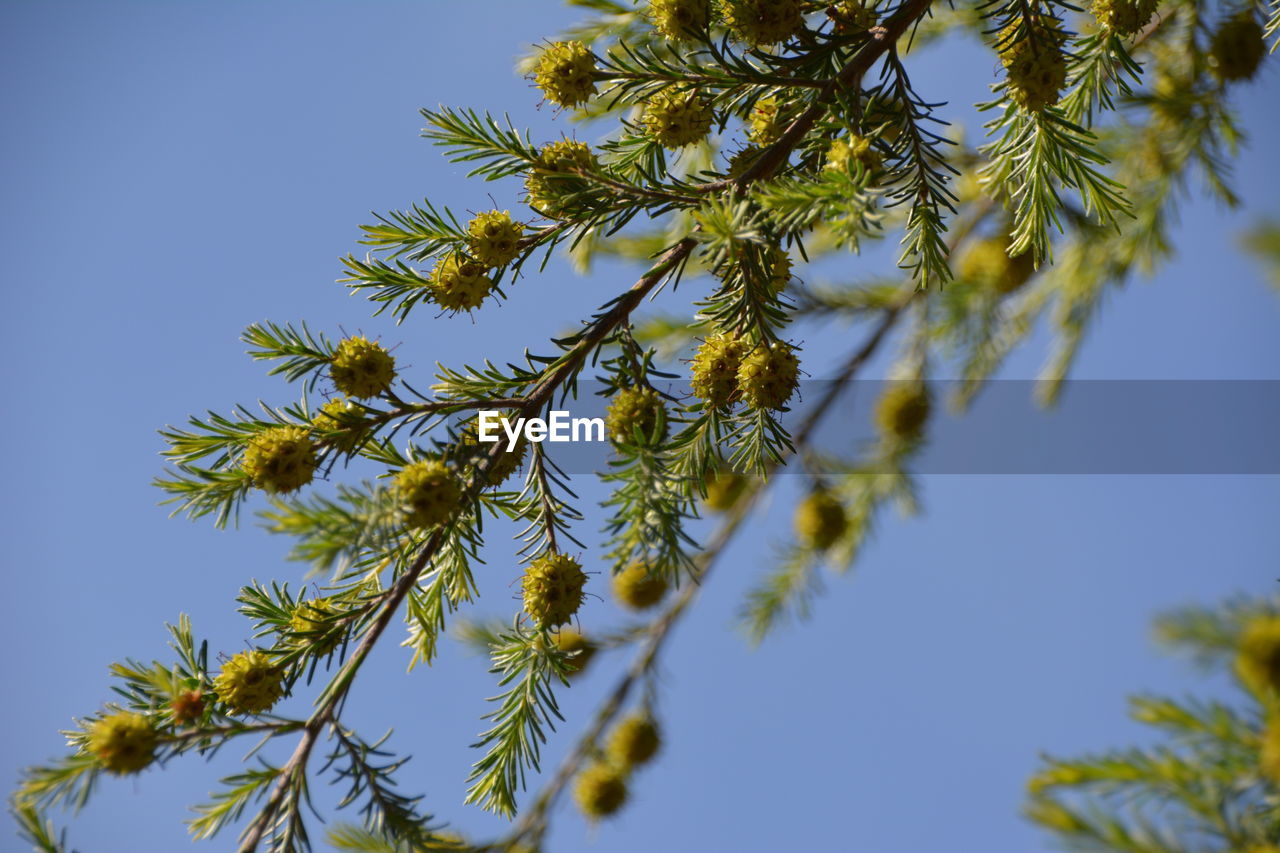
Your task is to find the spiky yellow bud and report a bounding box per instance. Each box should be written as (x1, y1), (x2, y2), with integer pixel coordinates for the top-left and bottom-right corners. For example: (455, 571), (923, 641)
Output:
(289, 597), (342, 656)
(573, 762), (629, 819)
(431, 253), (495, 312)
(1210, 16), (1266, 82)
(763, 244), (792, 293)
(534, 41), (597, 108)
(330, 336), (396, 399)
(722, 0), (805, 46)
(555, 627), (597, 679)
(828, 0), (877, 32)
(241, 426), (318, 494)
(794, 490), (848, 550)
(1091, 0), (1157, 36)
(825, 134), (882, 176)
(690, 333), (748, 408)
(525, 139), (599, 219)
(458, 416), (527, 486)
(605, 386), (668, 446)
(643, 90), (714, 148)
(312, 398), (369, 452)
(214, 650), (287, 715)
(612, 563), (668, 611)
(736, 341), (800, 410)
(875, 382), (931, 443)
(87, 712), (158, 775)
(747, 97), (787, 145)
(606, 715), (662, 769)
(997, 18), (1069, 112)
(394, 460), (464, 530)
(1236, 616), (1280, 695)
(522, 553), (587, 628)
(466, 210), (524, 268)
(957, 237), (1036, 294)
(725, 145), (765, 178)
(649, 0), (712, 40)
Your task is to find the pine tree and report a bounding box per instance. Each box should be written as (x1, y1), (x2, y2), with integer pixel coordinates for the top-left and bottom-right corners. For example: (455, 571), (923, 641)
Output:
(11, 1), (1277, 850)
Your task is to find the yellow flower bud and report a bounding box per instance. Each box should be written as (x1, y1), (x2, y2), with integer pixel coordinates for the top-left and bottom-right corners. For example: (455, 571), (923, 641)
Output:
(612, 563), (668, 611)
(87, 712), (158, 775)
(522, 553), (587, 628)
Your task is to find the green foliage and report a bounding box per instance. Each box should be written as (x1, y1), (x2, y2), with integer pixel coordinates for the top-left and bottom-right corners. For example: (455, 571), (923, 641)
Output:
(1026, 595), (1280, 851)
(13, 0), (1275, 850)
(464, 623), (571, 818)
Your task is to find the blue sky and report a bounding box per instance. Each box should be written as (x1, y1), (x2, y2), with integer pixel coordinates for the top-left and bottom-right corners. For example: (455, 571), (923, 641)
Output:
(2, 2), (1278, 852)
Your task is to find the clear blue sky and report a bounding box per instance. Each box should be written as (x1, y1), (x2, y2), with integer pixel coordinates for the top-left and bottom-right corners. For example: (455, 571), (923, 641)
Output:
(2, 2), (1278, 852)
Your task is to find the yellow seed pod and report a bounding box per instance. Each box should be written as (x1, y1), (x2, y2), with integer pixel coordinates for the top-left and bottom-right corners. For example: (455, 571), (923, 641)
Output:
(825, 134), (882, 176)
(458, 416), (527, 486)
(703, 468), (748, 511)
(828, 0), (877, 32)
(690, 333), (748, 409)
(241, 426), (319, 495)
(1261, 718), (1280, 783)
(466, 210), (524, 268)
(395, 459), (464, 530)
(736, 341), (800, 411)
(793, 490), (848, 551)
(722, 0), (805, 46)
(312, 398), (368, 453)
(1210, 16), (1266, 82)
(875, 382), (931, 444)
(573, 762), (629, 819)
(605, 386), (668, 446)
(763, 244), (792, 293)
(214, 650), (287, 715)
(606, 715), (662, 769)
(525, 139), (599, 219)
(533, 41), (597, 108)
(330, 336), (396, 399)
(612, 563), (668, 611)
(1236, 616), (1280, 695)
(522, 553), (588, 628)
(431, 253), (496, 312)
(643, 90), (714, 149)
(289, 597), (342, 656)
(87, 712), (158, 775)
(957, 237), (1036, 294)
(725, 145), (765, 178)
(555, 627), (597, 679)
(747, 97), (787, 145)
(1091, 0), (1157, 36)
(649, 0), (712, 40)
(996, 18), (1069, 112)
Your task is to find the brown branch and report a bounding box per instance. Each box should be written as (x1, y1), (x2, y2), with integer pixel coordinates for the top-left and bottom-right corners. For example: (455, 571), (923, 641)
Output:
(697, 0), (938, 193)
(241, 5), (945, 846)
(238, 236), (697, 852)
(497, 289), (916, 850)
